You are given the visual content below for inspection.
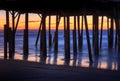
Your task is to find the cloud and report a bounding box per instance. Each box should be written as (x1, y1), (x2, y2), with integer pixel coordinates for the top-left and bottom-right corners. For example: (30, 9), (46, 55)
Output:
(28, 20), (40, 23)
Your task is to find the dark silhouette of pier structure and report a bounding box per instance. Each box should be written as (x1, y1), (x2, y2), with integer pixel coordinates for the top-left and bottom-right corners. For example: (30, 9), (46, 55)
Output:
(0, 0), (120, 63)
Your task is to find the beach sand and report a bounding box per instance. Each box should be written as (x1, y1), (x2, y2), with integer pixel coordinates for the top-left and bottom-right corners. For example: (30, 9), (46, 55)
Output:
(0, 59), (119, 81)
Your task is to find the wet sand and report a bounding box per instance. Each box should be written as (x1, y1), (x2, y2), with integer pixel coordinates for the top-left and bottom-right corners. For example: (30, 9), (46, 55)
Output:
(0, 59), (119, 81)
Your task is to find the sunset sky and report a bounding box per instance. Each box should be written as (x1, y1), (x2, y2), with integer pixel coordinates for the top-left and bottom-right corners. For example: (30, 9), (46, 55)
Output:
(0, 10), (111, 30)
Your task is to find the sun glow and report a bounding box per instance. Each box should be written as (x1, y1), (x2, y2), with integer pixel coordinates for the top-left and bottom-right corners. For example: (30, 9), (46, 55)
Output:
(0, 10), (114, 30)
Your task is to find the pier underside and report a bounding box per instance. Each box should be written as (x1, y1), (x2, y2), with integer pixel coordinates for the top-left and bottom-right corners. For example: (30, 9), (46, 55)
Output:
(1, 0), (120, 67)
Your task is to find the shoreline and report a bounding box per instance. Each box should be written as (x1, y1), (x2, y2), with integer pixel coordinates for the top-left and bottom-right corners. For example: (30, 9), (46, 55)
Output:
(0, 30), (119, 71)
(0, 59), (119, 81)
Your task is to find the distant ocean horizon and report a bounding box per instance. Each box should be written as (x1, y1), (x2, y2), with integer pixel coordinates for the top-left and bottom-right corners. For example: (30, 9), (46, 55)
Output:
(0, 30), (119, 71)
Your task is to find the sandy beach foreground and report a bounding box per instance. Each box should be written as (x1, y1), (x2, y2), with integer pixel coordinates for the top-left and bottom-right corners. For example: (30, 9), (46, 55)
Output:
(0, 59), (119, 81)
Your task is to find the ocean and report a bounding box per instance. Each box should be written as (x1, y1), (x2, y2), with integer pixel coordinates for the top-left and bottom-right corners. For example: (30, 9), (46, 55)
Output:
(0, 30), (119, 70)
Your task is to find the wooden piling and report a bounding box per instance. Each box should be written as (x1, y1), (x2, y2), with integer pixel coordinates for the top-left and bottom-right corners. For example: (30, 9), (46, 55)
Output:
(67, 16), (70, 59)
(107, 17), (110, 48)
(4, 11), (9, 59)
(108, 18), (114, 49)
(54, 15), (59, 52)
(84, 14), (93, 62)
(78, 16), (83, 50)
(100, 16), (103, 49)
(23, 13), (29, 59)
(6, 11), (9, 28)
(15, 14), (20, 34)
(41, 14), (47, 57)
(93, 14), (99, 55)
(64, 16), (67, 58)
(40, 28), (42, 52)
(64, 16), (70, 59)
(12, 11), (15, 57)
(73, 16), (77, 54)
(4, 24), (8, 59)
(48, 15), (52, 48)
(92, 16), (95, 48)
(73, 30), (77, 54)
(40, 16), (43, 53)
(8, 28), (13, 59)
(35, 16), (42, 47)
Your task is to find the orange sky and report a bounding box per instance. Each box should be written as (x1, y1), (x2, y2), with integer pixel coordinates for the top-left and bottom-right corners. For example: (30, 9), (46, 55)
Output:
(0, 10), (114, 30)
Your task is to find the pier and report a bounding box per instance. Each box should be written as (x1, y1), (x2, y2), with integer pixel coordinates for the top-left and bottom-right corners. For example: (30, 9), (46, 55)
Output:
(0, 0), (120, 81)
(0, 0), (120, 64)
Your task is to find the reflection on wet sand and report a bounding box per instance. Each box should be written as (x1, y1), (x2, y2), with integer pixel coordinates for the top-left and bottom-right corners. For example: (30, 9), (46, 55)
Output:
(0, 48), (119, 71)
(42, 49), (119, 70)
